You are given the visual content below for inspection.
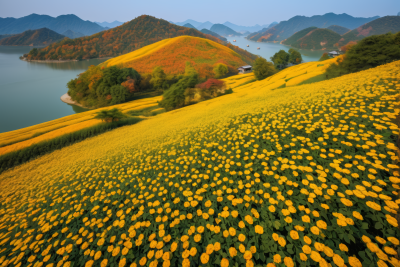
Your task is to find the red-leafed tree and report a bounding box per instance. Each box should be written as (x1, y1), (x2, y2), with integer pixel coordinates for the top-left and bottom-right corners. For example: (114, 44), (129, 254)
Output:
(121, 77), (137, 93)
(196, 78), (226, 98)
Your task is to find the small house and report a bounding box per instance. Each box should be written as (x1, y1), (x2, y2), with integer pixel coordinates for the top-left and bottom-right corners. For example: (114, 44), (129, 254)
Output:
(328, 51), (340, 57)
(238, 65), (252, 74)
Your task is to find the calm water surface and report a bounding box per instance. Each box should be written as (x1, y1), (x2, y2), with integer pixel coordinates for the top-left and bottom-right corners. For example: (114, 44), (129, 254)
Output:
(0, 46), (107, 133)
(225, 36), (324, 62)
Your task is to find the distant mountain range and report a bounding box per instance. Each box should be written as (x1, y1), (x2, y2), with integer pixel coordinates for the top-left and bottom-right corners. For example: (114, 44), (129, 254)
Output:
(95, 21), (124, 28)
(210, 24), (242, 36)
(247, 13), (380, 42)
(0, 34), (14, 40)
(0, 28), (65, 46)
(0, 14), (105, 36)
(172, 19), (277, 32)
(281, 16), (400, 50)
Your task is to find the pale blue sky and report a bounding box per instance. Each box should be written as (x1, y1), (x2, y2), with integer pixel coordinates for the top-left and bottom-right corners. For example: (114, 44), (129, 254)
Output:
(0, 0), (399, 25)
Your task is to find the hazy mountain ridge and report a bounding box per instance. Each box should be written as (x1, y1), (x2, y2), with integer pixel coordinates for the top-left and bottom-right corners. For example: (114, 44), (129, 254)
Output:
(172, 19), (277, 32)
(62, 30), (85, 39)
(210, 24), (241, 36)
(95, 21), (124, 28)
(0, 27), (65, 46)
(0, 14), (105, 35)
(247, 13), (379, 42)
(200, 29), (227, 41)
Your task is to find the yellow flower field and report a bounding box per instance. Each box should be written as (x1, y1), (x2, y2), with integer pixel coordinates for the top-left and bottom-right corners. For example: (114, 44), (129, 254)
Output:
(0, 60), (399, 267)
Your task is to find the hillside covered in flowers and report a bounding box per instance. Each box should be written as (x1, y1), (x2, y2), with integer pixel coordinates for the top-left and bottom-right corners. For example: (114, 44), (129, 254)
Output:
(0, 59), (399, 267)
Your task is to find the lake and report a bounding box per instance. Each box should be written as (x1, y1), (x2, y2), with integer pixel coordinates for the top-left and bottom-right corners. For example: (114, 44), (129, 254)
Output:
(225, 36), (324, 62)
(0, 46), (107, 133)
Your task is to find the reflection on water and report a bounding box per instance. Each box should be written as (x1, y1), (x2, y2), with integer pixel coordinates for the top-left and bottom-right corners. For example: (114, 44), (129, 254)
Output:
(0, 46), (107, 133)
(226, 36), (324, 62)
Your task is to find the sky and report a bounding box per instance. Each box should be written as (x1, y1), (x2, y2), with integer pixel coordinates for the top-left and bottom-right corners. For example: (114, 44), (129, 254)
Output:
(1, 0), (399, 26)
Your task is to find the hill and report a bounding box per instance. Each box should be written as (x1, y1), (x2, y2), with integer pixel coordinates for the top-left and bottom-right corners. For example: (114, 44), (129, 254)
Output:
(247, 12), (379, 42)
(183, 23), (196, 29)
(200, 29), (227, 41)
(339, 16), (400, 46)
(281, 26), (317, 46)
(26, 15), (255, 61)
(101, 36), (254, 78)
(283, 28), (342, 50)
(0, 34), (14, 40)
(0, 28), (65, 46)
(222, 21), (275, 33)
(62, 29), (84, 39)
(210, 24), (241, 36)
(0, 13), (105, 35)
(0, 55), (399, 267)
(327, 25), (350, 35)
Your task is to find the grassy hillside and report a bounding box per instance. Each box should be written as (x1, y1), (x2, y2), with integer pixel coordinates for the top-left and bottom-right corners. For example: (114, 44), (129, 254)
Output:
(0, 28), (65, 46)
(1, 57), (338, 161)
(339, 16), (400, 46)
(247, 13), (378, 42)
(286, 28), (342, 50)
(101, 36), (253, 78)
(282, 27), (317, 46)
(327, 25), (350, 35)
(0, 57), (399, 267)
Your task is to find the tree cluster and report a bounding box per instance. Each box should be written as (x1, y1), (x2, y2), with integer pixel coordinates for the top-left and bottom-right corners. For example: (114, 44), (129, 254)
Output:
(270, 49), (303, 69)
(326, 32), (400, 79)
(252, 57), (277, 80)
(67, 65), (141, 108)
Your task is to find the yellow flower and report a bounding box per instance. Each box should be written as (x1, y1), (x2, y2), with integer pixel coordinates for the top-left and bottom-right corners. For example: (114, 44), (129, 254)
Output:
(284, 257), (294, 267)
(314, 242), (324, 251)
(310, 226), (320, 235)
(323, 246), (334, 257)
(300, 253), (307, 261)
(170, 242), (178, 252)
(250, 246), (256, 254)
(229, 227), (236, 236)
(206, 244), (214, 255)
(302, 215), (310, 223)
(339, 244), (348, 252)
(239, 221), (245, 228)
(384, 246), (397, 255)
(221, 258), (229, 267)
(94, 251), (102, 260)
(278, 237), (286, 247)
(119, 258), (126, 267)
(388, 237), (399, 245)
(238, 234), (246, 242)
(310, 251), (321, 262)
(182, 259), (190, 267)
(316, 220), (327, 229)
(269, 206), (276, 212)
(348, 256), (362, 267)
(254, 225), (264, 234)
(182, 250), (190, 259)
(272, 233), (279, 241)
(333, 254), (344, 266)
(194, 234), (201, 242)
(200, 253), (209, 264)
(302, 245), (311, 254)
(273, 254), (281, 263)
(304, 236), (311, 245)
(229, 247), (237, 257)
(214, 242), (221, 251)
(189, 247), (197, 257)
(245, 215), (253, 224)
(101, 259), (108, 267)
(290, 230), (299, 240)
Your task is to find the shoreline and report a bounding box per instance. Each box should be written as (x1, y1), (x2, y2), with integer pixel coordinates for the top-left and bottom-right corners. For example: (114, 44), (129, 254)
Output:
(60, 93), (90, 109)
(20, 57), (113, 63)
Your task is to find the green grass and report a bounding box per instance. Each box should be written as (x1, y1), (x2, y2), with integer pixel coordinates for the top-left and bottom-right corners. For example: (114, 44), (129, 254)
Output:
(298, 73), (327, 85)
(127, 106), (165, 117)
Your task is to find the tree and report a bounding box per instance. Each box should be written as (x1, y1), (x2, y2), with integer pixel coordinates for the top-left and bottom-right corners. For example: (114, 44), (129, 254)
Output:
(319, 53), (330, 61)
(150, 66), (167, 90)
(253, 57), (277, 80)
(121, 77), (137, 93)
(196, 79), (226, 98)
(94, 108), (127, 122)
(288, 49), (302, 64)
(213, 63), (228, 78)
(270, 50), (289, 69)
(340, 41), (357, 52)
